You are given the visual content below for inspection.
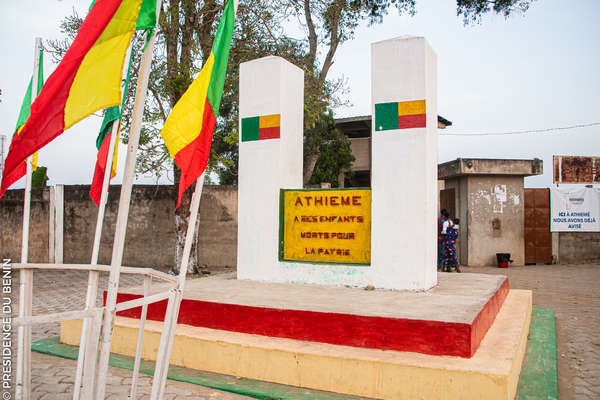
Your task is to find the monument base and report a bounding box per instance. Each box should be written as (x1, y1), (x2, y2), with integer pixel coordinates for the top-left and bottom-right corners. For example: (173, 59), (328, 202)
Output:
(61, 289), (531, 399)
(100, 273), (508, 358)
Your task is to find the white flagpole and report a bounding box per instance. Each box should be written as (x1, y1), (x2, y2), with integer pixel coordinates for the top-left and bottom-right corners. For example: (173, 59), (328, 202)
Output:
(16, 36), (42, 400)
(92, 52), (131, 265)
(73, 44), (133, 400)
(94, 1), (163, 398)
(152, 3), (238, 396)
(151, 174), (204, 399)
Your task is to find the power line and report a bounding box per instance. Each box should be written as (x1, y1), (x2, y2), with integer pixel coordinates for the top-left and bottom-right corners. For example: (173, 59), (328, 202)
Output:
(440, 122), (600, 136)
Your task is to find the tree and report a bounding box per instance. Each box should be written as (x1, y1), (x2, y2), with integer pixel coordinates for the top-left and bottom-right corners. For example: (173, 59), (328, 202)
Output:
(286, 0), (534, 185)
(47, 1), (304, 274)
(31, 166), (49, 188)
(138, 1), (308, 273)
(288, 0), (416, 184)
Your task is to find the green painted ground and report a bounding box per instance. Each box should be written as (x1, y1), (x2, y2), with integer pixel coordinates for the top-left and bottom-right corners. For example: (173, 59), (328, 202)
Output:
(516, 307), (559, 400)
(31, 337), (368, 400)
(32, 306), (558, 400)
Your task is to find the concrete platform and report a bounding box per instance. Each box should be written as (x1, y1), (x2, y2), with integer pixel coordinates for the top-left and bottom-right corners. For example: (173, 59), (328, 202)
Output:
(61, 289), (532, 400)
(103, 273), (508, 357)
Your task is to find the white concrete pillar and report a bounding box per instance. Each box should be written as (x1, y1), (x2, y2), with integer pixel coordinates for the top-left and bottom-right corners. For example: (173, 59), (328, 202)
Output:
(54, 184), (64, 264)
(48, 186), (55, 263)
(237, 56), (304, 281)
(371, 36), (438, 290)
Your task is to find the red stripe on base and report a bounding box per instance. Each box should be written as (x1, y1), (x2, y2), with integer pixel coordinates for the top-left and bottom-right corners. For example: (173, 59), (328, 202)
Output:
(258, 126), (280, 140)
(398, 114), (426, 129)
(106, 291), (509, 358)
(173, 98), (216, 209)
(469, 277), (510, 356)
(89, 130), (113, 206)
(0, 0), (122, 199)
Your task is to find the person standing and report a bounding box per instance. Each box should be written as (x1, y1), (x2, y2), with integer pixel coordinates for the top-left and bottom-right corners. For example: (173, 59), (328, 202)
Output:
(441, 210), (461, 272)
(437, 209), (446, 271)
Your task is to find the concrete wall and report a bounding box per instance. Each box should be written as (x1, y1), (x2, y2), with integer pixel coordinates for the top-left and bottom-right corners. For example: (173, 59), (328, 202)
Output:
(0, 185), (237, 268)
(349, 137), (370, 172)
(4, 184), (597, 270)
(439, 158), (543, 179)
(467, 176), (524, 266)
(558, 232), (600, 264)
(0, 188), (51, 263)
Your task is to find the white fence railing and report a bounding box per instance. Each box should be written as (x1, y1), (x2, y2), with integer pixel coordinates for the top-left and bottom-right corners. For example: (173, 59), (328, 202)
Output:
(13, 263), (181, 400)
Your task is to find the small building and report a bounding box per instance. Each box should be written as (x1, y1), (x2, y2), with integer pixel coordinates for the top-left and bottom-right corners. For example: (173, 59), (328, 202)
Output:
(335, 115), (452, 187)
(438, 158), (543, 266)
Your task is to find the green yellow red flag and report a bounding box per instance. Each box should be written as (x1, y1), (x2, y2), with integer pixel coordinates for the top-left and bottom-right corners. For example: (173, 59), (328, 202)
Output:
(160, 0), (236, 208)
(90, 0), (155, 206)
(374, 99), (426, 132)
(1, 47), (44, 191)
(0, 0), (145, 199)
(241, 114), (281, 142)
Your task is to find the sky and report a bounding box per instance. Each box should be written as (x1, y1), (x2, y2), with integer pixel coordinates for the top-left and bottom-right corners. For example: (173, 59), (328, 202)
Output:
(0, 0), (599, 189)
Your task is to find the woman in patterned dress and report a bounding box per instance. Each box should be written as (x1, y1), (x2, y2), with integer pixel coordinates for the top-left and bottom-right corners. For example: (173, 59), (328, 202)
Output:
(441, 210), (461, 272)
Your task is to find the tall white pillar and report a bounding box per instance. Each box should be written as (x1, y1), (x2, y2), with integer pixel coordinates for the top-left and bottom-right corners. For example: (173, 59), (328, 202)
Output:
(54, 183), (64, 264)
(237, 56), (304, 281)
(370, 36), (438, 290)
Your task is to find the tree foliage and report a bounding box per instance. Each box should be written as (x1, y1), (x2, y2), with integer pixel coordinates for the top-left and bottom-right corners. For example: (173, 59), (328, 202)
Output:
(457, 0), (533, 24)
(46, 1), (306, 273)
(286, 0), (417, 184)
(31, 166), (49, 188)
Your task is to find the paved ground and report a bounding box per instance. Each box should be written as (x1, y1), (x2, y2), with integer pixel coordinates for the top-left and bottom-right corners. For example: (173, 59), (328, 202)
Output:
(5, 263), (599, 399)
(7, 267), (248, 399)
(466, 264), (600, 400)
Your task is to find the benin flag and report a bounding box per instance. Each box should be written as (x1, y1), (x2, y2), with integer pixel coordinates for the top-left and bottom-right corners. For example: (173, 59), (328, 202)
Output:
(1, 47), (44, 192)
(374, 99), (426, 132)
(241, 114), (281, 141)
(0, 0), (144, 199)
(161, 0), (236, 209)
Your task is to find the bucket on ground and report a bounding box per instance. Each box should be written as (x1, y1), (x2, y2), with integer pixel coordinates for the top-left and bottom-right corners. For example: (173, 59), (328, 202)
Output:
(496, 253), (512, 268)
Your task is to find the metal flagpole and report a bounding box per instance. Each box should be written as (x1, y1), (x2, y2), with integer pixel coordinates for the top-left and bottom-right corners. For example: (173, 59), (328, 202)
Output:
(72, 44), (133, 400)
(94, 1), (163, 398)
(16, 37), (42, 400)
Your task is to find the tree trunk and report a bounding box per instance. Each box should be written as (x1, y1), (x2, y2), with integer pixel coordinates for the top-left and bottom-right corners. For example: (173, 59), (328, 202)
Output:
(171, 165), (200, 275)
(303, 152), (319, 186)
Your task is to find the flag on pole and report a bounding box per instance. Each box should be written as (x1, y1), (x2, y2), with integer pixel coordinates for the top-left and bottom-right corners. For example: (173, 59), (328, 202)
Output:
(160, 0), (236, 208)
(89, 0), (156, 206)
(0, 0), (145, 199)
(1, 47), (44, 191)
(90, 106), (120, 205)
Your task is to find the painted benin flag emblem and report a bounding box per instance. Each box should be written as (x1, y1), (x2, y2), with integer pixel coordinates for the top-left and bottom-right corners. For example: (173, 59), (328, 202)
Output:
(375, 100), (426, 131)
(241, 114), (280, 141)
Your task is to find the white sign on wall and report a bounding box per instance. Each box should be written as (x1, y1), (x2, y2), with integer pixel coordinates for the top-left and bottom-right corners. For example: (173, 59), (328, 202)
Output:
(550, 187), (600, 232)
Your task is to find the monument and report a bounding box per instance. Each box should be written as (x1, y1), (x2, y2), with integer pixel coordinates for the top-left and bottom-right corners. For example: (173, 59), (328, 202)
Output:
(61, 37), (533, 400)
(237, 38), (437, 290)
